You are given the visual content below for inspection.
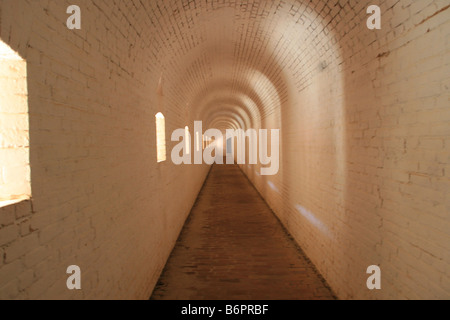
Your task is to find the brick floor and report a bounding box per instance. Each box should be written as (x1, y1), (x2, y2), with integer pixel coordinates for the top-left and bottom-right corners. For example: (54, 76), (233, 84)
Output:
(151, 164), (336, 300)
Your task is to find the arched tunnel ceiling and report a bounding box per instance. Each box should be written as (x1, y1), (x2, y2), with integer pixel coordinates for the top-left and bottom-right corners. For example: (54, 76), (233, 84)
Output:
(140, 0), (348, 130)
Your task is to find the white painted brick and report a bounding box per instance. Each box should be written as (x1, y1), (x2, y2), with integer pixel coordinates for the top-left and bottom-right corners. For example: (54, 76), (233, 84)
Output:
(0, 224), (19, 246)
(0, 259), (23, 288)
(0, 204), (16, 227)
(0, 279), (20, 300)
(0, 0), (447, 301)
(4, 233), (39, 263)
(23, 246), (50, 269)
(17, 268), (35, 291)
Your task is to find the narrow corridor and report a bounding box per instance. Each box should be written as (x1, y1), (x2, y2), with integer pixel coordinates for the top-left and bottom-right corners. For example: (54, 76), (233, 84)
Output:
(151, 164), (335, 300)
(1, 1), (448, 301)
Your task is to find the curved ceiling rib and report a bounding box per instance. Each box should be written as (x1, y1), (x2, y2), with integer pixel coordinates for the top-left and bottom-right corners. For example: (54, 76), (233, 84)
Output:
(146, 0), (342, 136)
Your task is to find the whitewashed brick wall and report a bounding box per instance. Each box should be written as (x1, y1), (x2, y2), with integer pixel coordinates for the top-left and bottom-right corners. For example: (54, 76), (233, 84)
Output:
(0, 0), (448, 300)
(242, 0), (449, 300)
(0, 0), (210, 299)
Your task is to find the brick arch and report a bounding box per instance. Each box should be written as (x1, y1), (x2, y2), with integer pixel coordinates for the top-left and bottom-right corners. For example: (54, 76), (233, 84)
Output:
(199, 99), (255, 129)
(205, 110), (247, 131)
(209, 118), (241, 132)
(0, 0), (447, 301)
(191, 83), (263, 130)
(146, 0), (341, 128)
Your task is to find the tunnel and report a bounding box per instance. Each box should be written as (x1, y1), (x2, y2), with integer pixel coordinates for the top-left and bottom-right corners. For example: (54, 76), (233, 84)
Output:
(0, 0), (449, 300)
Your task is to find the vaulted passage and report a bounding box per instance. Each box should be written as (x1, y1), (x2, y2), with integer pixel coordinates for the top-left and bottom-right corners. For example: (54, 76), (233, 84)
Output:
(0, 1), (449, 300)
(152, 164), (335, 300)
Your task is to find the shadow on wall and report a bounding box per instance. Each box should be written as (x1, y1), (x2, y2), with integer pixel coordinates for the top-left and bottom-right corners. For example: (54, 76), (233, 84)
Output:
(341, 1), (450, 299)
(276, 0), (450, 300)
(274, 0), (389, 300)
(278, 19), (348, 297)
(340, 31), (383, 299)
(1, 1), (214, 299)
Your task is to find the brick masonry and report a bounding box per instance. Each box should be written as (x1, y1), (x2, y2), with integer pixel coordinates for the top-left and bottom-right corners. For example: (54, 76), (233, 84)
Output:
(152, 164), (336, 300)
(0, 0), (448, 299)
